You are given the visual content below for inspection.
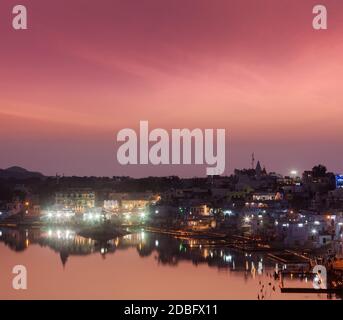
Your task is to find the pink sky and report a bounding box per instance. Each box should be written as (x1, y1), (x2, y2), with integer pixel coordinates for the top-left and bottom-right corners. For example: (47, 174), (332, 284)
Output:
(0, 0), (342, 177)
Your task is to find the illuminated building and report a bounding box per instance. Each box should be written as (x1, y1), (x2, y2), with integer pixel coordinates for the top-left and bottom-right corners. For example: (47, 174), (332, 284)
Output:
(189, 204), (211, 216)
(108, 192), (160, 210)
(103, 200), (119, 211)
(336, 175), (343, 189)
(55, 189), (95, 213)
(122, 199), (150, 210)
(252, 192), (283, 201)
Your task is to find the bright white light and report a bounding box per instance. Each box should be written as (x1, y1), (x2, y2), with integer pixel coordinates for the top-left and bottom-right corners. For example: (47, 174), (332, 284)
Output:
(282, 223), (289, 227)
(244, 216), (250, 223)
(298, 223), (304, 228)
(0, 230), (2, 237)
(312, 229), (317, 234)
(258, 261), (263, 275)
(101, 248), (105, 254)
(0, 212), (2, 216)
(224, 210), (233, 216)
(290, 170), (298, 176)
(224, 255), (232, 262)
(275, 220), (279, 226)
(140, 212), (146, 219)
(155, 240), (159, 247)
(155, 210), (159, 214)
(314, 221), (320, 225)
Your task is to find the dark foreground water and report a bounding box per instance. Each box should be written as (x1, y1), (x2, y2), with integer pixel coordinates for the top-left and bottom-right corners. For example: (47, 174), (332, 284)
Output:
(0, 227), (339, 300)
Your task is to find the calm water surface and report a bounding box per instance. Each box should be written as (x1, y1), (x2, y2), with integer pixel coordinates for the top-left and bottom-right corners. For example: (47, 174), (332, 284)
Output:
(0, 227), (338, 300)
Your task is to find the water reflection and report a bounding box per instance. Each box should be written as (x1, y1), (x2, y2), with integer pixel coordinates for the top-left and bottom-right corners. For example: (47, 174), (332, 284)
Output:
(0, 227), (299, 278)
(0, 227), (340, 300)
(1, 227), (263, 271)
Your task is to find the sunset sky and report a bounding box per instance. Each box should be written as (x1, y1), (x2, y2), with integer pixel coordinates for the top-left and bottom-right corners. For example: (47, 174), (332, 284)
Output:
(0, 0), (342, 177)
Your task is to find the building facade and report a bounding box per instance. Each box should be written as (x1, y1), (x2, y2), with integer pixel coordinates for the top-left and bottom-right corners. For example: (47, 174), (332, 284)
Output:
(55, 189), (95, 213)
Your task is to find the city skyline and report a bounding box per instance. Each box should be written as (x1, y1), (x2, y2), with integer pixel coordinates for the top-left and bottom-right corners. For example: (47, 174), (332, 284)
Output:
(0, 161), (340, 179)
(1, 0), (343, 177)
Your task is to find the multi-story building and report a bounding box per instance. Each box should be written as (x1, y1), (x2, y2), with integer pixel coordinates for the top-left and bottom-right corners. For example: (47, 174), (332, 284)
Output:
(335, 175), (343, 189)
(107, 192), (160, 211)
(327, 188), (343, 209)
(55, 189), (95, 213)
(252, 192), (283, 201)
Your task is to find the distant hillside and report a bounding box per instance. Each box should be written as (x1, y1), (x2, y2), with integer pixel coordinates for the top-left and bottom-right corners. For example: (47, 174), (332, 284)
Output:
(0, 166), (45, 179)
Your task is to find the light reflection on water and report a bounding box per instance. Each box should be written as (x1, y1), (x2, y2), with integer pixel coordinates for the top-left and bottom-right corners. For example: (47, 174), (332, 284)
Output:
(0, 227), (339, 300)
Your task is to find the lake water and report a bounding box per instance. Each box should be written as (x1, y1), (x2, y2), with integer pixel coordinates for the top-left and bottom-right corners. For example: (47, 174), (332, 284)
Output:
(0, 227), (338, 300)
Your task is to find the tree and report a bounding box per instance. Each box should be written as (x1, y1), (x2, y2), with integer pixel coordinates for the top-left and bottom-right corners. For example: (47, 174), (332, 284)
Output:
(312, 164), (327, 178)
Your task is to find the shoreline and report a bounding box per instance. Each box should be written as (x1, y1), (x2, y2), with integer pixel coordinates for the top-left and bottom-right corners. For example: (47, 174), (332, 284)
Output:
(0, 220), (324, 255)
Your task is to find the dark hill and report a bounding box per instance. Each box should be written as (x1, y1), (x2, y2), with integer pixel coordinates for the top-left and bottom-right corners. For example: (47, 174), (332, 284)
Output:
(0, 166), (44, 179)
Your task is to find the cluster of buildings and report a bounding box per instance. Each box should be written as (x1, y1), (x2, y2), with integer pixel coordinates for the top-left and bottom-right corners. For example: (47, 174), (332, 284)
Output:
(40, 189), (160, 224)
(148, 163), (343, 250)
(0, 162), (342, 250)
(0, 184), (41, 219)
